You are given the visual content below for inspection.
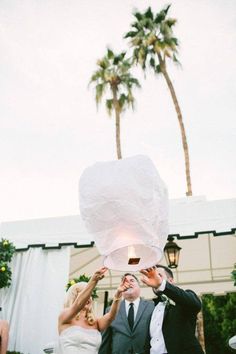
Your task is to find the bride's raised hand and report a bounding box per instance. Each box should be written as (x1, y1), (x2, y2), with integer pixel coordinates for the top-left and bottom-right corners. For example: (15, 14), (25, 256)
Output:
(91, 267), (108, 282)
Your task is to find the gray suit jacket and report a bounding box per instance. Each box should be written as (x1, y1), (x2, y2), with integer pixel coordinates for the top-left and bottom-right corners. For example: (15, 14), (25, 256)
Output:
(99, 299), (154, 354)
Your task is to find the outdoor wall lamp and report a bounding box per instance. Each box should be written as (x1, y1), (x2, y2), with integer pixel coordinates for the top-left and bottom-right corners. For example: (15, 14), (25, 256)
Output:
(164, 235), (181, 268)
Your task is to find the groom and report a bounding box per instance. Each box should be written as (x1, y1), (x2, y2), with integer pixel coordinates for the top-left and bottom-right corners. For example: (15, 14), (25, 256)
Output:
(99, 273), (154, 354)
(140, 265), (205, 354)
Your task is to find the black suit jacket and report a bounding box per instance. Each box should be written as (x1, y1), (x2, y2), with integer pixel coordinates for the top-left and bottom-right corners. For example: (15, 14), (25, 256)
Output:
(154, 281), (205, 354)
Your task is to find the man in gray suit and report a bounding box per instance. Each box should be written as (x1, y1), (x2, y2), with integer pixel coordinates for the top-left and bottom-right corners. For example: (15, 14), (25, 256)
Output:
(99, 273), (155, 354)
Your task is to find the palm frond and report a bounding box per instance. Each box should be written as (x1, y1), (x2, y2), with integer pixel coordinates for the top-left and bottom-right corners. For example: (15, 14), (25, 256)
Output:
(97, 57), (109, 70)
(127, 90), (135, 108)
(105, 99), (114, 116)
(124, 31), (138, 39)
(131, 36), (142, 46)
(118, 93), (127, 109)
(120, 57), (132, 68)
(89, 71), (100, 84)
(144, 7), (154, 20)
(132, 48), (139, 62)
(166, 18), (177, 27)
(120, 51), (127, 60)
(107, 48), (114, 59)
(113, 56), (120, 65)
(171, 37), (179, 46)
(137, 46), (148, 69)
(160, 22), (172, 38)
(146, 18), (155, 31)
(154, 40), (164, 54)
(150, 57), (156, 69)
(163, 4), (171, 15)
(164, 49), (171, 58)
(156, 64), (162, 73)
(173, 53), (181, 66)
(95, 83), (105, 104)
(131, 21), (143, 31)
(128, 77), (141, 88)
(113, 52), (126, 65)
(134, 11), (143, 21)
(154, 10), (166, 24)
(146, 33), (157, 46)
(120, 75), (141, 92)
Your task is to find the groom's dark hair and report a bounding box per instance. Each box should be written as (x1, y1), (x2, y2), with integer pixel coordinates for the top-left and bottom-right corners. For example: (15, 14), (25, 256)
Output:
(155, 265), (173, 279)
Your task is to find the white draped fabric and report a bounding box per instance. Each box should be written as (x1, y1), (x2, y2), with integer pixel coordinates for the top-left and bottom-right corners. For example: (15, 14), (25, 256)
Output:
(0, 247), (70, 354)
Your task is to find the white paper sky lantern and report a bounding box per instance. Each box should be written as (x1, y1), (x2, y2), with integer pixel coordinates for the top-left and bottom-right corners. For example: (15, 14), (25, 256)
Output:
(79, 155), (169, 271)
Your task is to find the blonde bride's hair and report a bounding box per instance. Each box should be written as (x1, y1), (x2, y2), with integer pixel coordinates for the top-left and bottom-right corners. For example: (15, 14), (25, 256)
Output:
(64, 282), (96, 325)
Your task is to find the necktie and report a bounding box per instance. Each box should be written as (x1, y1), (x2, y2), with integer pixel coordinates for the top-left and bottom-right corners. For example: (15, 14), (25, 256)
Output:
(128, 303), (134, 329)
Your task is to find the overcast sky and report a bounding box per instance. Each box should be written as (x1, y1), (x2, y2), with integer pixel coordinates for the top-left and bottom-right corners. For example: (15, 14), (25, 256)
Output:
(0, 0), (236, 222)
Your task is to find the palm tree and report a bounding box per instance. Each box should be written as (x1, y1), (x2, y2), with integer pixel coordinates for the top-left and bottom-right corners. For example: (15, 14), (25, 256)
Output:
(125, 6), (193, 196)
(90, 48), (140, 159)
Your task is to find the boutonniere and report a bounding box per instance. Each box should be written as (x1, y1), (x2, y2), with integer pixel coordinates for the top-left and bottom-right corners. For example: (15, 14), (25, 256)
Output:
(169, 299), (176, 306)
(164, 298), (176, 308)
(161, 294), (168, 303)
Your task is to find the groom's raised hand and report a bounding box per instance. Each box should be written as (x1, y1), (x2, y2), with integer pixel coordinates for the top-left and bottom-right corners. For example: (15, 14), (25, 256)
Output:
(140, 267), (163, 288)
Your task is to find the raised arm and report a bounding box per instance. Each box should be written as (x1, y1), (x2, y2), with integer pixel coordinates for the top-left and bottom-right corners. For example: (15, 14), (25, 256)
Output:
(140, 267), (201, 313)
(59, 267), (107, 326)
(163, 282), (201, 313)
(97, 277), (130, 332)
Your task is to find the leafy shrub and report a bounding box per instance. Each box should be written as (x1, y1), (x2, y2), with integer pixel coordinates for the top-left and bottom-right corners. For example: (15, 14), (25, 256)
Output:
(0, 239), (15, 289)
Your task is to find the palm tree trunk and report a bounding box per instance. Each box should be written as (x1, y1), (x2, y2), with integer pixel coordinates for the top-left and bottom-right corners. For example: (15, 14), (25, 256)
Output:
(112, 87), (122, 159)
(159, 57), (192, 196)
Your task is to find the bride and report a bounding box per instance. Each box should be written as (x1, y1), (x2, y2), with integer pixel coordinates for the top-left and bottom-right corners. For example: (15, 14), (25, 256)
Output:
(56, 267), (130, 354)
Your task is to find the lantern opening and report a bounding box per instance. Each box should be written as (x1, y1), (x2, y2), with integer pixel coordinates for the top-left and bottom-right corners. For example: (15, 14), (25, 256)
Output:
(128, 257), (140, 265)
(103, 244), (163, 271)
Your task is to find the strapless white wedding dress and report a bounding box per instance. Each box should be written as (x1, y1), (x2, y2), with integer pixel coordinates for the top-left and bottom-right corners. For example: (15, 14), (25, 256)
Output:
(55, 325), (102, 354)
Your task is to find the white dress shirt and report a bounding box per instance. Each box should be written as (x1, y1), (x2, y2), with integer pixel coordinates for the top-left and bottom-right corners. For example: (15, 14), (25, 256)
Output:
(125, 297), (140, 321)
(150, 279), (168, 354)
